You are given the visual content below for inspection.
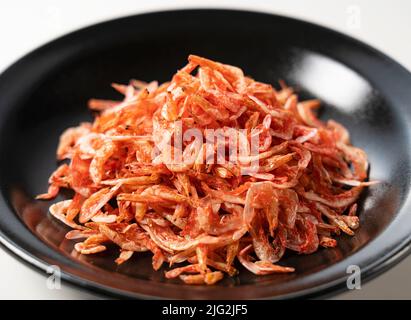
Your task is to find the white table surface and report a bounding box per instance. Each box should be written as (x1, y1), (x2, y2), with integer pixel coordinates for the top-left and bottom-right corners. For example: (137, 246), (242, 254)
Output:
(1, 0), (410, 300)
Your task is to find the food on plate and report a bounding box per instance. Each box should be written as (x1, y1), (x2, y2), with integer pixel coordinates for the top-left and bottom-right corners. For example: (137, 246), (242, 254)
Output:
(38, 55), (376, 284)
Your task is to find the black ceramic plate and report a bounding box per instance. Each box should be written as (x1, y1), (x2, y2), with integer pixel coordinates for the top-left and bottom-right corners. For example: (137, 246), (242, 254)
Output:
(1, 9), (411, 300)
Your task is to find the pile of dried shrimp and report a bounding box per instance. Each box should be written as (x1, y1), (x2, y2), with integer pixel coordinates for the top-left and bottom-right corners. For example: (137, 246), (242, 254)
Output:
(38, 55), (376, 285)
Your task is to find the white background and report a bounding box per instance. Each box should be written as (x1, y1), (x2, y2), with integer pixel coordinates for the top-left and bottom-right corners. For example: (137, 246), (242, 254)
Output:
(0, 0), (410, 299)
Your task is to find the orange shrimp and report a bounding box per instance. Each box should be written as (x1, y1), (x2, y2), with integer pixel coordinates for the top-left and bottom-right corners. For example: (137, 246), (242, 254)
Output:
(38, 55), (376, 285)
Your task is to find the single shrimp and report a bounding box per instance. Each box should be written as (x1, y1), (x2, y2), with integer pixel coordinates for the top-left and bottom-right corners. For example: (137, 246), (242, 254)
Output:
(79, 182), (122, 223)
(237, 245), (294, 275)
(89, 139), (116, 184)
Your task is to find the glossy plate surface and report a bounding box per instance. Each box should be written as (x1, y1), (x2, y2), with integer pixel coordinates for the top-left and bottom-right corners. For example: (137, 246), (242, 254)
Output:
(1, 9), (411, 299)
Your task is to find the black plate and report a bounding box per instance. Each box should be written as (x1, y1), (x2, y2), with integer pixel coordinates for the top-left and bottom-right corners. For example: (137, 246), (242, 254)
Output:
(1, 9), (411, 299)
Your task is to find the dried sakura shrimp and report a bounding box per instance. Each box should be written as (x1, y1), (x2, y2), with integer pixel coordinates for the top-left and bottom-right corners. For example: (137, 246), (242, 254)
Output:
(38, 55), (376, 285)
